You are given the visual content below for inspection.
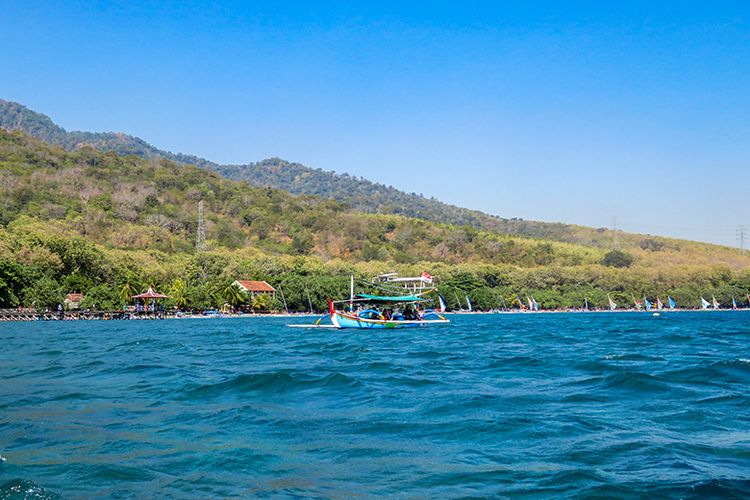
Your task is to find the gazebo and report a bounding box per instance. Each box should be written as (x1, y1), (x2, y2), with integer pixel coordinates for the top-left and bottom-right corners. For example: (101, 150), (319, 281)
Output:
(132, 286), (170, 314)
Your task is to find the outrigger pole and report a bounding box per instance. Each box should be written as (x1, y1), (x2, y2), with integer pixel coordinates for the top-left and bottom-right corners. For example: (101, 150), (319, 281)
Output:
(350, 275), (355, 312)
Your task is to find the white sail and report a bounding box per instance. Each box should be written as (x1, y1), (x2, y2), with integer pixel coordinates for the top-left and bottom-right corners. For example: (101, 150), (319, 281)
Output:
(712, 296), (720, 309)
(466, 295), (472, 312)
(701, 297), (710, 309)
(608, 295), (617, 311)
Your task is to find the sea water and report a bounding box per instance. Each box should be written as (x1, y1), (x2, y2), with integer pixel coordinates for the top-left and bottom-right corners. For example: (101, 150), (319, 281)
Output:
(1, 311), (748, 498)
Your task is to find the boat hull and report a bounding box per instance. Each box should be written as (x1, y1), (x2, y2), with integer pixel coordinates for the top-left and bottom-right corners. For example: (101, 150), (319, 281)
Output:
(331, 311), (449, 329)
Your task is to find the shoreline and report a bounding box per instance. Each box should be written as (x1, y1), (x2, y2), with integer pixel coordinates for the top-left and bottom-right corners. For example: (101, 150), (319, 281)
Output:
(2, 308), (748, 323)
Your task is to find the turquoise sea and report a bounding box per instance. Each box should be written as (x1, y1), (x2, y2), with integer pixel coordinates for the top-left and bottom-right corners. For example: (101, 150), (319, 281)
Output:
(1, 311), (749, 498)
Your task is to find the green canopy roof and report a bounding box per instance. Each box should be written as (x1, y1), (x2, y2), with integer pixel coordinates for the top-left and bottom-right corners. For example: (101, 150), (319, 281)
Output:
(356, 293), (425, 302)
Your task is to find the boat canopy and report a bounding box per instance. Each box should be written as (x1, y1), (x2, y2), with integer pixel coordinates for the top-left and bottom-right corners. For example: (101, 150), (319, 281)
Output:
(356, 293), (425, 302)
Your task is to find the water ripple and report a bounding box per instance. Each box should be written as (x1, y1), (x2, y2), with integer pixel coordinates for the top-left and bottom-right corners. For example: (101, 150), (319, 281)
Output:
(0, 311), (748, 497)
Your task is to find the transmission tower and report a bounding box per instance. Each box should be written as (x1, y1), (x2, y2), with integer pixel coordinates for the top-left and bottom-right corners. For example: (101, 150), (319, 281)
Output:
(738, 225), (747, 254)
(612, 215), (620, 250)
(196, 200), (206, 252)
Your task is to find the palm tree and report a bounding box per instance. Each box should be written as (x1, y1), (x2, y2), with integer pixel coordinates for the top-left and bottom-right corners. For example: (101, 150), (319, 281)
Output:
(119, 273), (142, 306)
(222, 282), (245, 309)
(251, 293), (270, 312)
(170, 278), (188, 310)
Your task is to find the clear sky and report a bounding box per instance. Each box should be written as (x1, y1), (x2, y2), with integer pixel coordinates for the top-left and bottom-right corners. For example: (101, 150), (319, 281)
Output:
(2, 1), (749, 246)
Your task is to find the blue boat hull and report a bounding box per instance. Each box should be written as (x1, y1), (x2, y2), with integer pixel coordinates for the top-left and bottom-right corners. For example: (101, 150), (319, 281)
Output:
(330, 311), (449, 329)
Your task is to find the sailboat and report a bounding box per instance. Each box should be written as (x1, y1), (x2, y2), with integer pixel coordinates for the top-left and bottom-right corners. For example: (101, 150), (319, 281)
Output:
(656, 297), (664, 310)
(465, 295), (473, 312)
(454, 292), (463, 311)
(527, 296), (534, 311)
(438, 293), (447, 313)
(532, 297), (540, 311)
(732, 297), (738, 310)
(608, 295), (617, 311)
(712, 296), (720, 310)
(516, 294), (527, 311)
(700, 297), (711, 310)
(644, 296), (652, 311)
(632, 294), (643, 310)
(667, 296), (677, 309)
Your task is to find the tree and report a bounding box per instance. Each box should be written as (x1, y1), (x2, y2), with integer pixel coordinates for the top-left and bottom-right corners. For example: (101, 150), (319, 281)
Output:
(169, 278), (188, 309)
(79, 284), (119, 310)
(0, 277), (19, 307)
(602, 250), (635, 268)
(250, 293), (271, 312)
(222, 282), (245, 308)
(23, 277), (63, 309)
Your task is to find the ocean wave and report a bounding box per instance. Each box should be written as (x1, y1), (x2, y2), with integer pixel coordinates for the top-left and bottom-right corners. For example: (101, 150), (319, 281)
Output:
(602, 353), (665, 361)
(183, 371), (361, 398)
(600, 371), (669, 392)
(0, 479), (59, 499)
(662, 359), (750, 386)
(487, 355), (545, 368)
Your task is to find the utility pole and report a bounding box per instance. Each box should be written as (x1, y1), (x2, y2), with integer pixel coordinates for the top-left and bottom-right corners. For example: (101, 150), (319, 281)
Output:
(196, 200), (206, 252)
(738, 225), (747, 254)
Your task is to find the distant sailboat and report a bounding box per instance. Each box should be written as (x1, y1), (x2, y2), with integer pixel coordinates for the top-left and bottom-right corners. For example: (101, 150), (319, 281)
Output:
(516, 294), (526, 310)
(712, 296), (720, 310)
(466, 295), (473, 312)
(656, 297), (664, 310)
(583, 298), (589, 311)
(644, 296), (652, 311)
(701, 297), (711, 309)
(608, 295), (617, 311)
(532, 297), (539, 311)
(438, 293), (447, 313)
(667, 296), (677, 309)
(732, 297), (738, 310)
(632, 294), (643, 310)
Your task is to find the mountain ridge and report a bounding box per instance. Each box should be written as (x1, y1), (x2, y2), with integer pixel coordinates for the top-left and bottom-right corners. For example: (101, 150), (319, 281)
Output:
(0, 98), (627, 248)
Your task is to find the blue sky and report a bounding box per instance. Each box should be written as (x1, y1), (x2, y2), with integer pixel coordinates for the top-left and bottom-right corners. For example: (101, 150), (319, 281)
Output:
(2, 1), (749, 246)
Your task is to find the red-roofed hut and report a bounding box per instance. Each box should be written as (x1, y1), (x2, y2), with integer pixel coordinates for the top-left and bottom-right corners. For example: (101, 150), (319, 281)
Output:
(233, 280), (276, 299)
(132, 286), (170, 314)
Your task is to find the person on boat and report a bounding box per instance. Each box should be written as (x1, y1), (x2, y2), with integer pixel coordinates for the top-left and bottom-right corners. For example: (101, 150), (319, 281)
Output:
(403, 305), (416, 320)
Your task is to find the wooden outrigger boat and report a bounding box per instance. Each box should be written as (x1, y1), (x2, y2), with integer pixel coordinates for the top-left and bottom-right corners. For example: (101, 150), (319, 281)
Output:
(289, 274), (450, 329)
(328, 296), (449, 329)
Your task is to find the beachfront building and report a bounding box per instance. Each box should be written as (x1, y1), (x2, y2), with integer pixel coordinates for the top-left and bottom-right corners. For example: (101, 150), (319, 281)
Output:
(64, 293), (84, 310)
(232, 280), (276, 300)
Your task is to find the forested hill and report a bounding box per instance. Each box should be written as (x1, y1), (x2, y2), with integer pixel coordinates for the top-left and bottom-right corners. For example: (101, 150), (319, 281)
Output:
(1, 128), (749, 311)
(0, 99), (216, 169)
(0, 98), (615, 247)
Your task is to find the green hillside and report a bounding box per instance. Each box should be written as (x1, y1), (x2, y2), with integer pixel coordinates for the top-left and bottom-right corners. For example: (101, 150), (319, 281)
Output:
(1, 128), (749, 312)
(0, 98), (630, 247)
